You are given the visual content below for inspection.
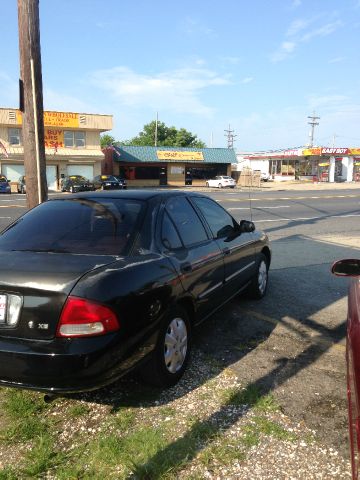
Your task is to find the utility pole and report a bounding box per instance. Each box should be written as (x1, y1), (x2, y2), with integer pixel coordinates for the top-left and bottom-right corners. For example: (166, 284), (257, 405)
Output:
(307, 111), (320, 147)
(224, 124), (237, 149)
(18, 0), (48, 208)
(154, 112), (158, 147)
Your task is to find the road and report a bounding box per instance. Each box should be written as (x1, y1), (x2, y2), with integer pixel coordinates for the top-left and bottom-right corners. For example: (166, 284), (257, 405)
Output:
(202, 187), (360, 461)
(0, 188), (359, 462)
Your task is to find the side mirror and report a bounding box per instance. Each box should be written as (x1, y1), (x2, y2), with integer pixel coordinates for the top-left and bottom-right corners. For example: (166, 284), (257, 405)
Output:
(239, 220), (255, 233)
(331, 259), (360, 277)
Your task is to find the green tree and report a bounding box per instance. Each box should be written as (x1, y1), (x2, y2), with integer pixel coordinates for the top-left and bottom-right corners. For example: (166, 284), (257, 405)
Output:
(100, 134), (116, 148)
(126, 121), (206, 148)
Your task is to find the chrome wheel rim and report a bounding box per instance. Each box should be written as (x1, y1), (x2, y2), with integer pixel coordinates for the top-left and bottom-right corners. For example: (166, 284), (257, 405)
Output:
(258, 260), (268, 294)
(164, 317), (188, 374)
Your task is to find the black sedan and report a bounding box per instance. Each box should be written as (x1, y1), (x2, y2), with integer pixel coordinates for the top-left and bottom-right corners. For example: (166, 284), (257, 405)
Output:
(0, 190), (271, 394)
(61, 175), (95, 193)
(93, 175), (125, 190)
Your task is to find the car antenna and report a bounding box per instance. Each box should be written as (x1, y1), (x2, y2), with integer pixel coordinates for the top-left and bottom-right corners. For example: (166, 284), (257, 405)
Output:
(247, 172), (253, 222)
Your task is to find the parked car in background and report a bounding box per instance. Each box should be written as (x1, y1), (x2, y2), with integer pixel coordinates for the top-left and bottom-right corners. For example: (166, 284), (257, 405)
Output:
(61, 175), (95, 193)
(206, 176), (236, 188)
(260, 172), (272, 182)
(17, 175), (26, 194)
(93, 175), (124, 190)
(331, 258), (360, 480)
(113, 176), (127, 189)
(0, 175), (11, 194)
(0, 190), (270, 394)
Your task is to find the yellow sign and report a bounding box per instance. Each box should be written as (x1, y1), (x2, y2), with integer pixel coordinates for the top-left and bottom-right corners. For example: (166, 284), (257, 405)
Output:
(157, 150), (204, 161)
(350, 148), (360, 155)
(44, 128), (64, 149)
(16, 110), (79, 128)
(302, 148), (321, 156)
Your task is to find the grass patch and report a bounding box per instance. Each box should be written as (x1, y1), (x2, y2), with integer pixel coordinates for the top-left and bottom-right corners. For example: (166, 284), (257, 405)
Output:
(68, 403), (90, 418)
(220, 384), (280, 413)
(113, 408), (137, 430)
(21, 434), (64, 478)
(2, 389), (47, 419)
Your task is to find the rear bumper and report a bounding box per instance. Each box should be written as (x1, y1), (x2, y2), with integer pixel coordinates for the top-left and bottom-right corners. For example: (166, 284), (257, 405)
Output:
(0, 333), (151, 393)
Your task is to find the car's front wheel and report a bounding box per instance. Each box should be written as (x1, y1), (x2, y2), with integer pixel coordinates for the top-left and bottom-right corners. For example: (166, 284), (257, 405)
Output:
(218, 183), (223, 188)
(141, 306), (191, 387)
(206, 182), (209, 187)
(247, 253), (269, 299)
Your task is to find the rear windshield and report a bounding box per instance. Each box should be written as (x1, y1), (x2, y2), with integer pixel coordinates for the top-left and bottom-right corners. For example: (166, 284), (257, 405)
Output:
(0, 198), (145, 256)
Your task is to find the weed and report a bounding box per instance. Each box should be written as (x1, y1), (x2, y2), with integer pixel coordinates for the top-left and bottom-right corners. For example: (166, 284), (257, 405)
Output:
(68, 403), (90, 418)
(21, 434), (63, 477)
(2, 389), (47, 419)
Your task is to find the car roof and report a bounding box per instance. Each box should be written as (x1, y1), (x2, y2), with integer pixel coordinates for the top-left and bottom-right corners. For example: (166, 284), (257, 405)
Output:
(56, 189), (209, 201)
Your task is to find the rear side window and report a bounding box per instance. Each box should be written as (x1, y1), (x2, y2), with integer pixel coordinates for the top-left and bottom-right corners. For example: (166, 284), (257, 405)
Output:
(161, 211), (182, 250)
(165, 197), (208, 247)
(0, 198), (144, 256)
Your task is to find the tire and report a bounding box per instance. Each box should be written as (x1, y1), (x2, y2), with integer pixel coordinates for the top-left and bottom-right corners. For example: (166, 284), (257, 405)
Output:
(218, 183), (223, 188)
(247, 253), (269, 299)
(21, 186), (25, 194)
(141, 306), (191, 387)
(70, 186), (75, 193)
(206, 182), (209, 188)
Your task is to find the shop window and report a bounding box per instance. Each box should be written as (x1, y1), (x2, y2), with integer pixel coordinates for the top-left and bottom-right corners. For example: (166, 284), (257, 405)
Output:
(8, 128), (21, 145)
(191, 167), (227, 180)
(64, 131), (86, 148)
(135, 167), (160, 180)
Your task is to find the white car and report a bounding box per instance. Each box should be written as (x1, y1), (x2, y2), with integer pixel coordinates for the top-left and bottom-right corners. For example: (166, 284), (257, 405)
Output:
(206, 176), (236, 188)
(260, 172), (272, 182)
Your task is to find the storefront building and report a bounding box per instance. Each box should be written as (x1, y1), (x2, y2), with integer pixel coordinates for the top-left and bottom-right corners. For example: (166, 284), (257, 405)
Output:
(0, 108), (112, 190)
(236, 147), (360, 183)
(102, 146), (236, 187)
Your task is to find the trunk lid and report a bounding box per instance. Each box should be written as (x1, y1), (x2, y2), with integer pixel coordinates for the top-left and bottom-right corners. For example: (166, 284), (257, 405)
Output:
(0, 251), (119, 340)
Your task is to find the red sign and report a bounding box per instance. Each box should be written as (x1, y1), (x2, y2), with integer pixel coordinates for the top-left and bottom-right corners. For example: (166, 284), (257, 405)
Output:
(321, 148), (349, 155)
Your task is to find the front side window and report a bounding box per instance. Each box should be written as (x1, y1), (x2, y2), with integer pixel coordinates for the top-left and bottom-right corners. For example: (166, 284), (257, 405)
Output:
(165, 197), (208, 247)
(192, 197), (236, 239)
(64, 131), (86, 148)
(8, 128), (21, 145)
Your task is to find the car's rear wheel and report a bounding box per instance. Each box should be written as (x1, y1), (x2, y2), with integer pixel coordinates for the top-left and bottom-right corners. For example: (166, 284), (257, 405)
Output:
(141, 306), (191, 387)
(206, 182), (209, 187)
(247, 253), (269, 299)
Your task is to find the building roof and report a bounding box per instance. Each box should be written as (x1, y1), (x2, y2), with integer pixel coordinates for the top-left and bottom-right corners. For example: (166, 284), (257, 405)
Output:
(113, 146), (236, 164)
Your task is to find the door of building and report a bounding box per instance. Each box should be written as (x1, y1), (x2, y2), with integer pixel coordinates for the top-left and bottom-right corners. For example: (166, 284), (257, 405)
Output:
(185, 168), (192, 185)
(159, 166), (167, 185)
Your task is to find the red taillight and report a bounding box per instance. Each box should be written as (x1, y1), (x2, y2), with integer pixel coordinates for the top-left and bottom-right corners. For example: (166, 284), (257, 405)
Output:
(57, 296), (119, 338)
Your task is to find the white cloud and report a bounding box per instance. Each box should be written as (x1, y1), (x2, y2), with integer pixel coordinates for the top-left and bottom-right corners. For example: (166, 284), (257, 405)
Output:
(328, 56), (346, 64)
(241, 77), (254, 84)
(181, 17), (216, 37)
(90, 66), (232, 117)
(270, 14), (343, 63)
(301, 21), (343, 42)
(269, 41), (296, 62)
(43, 88), (94, 113)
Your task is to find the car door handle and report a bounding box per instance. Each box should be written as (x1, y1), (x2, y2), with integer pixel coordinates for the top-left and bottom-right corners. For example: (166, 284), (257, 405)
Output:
(223, 247), (231, 255)
(180, 262), (192, 273)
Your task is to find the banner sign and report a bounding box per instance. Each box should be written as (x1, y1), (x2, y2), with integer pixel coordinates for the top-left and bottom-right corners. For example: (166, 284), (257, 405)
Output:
(16, 110), (79, 128)
(44, 128), (64, 149)
(157, 150), (204, 161)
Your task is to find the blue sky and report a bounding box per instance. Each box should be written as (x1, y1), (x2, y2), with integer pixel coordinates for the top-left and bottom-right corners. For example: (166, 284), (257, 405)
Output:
(1, 0), (359, 150)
